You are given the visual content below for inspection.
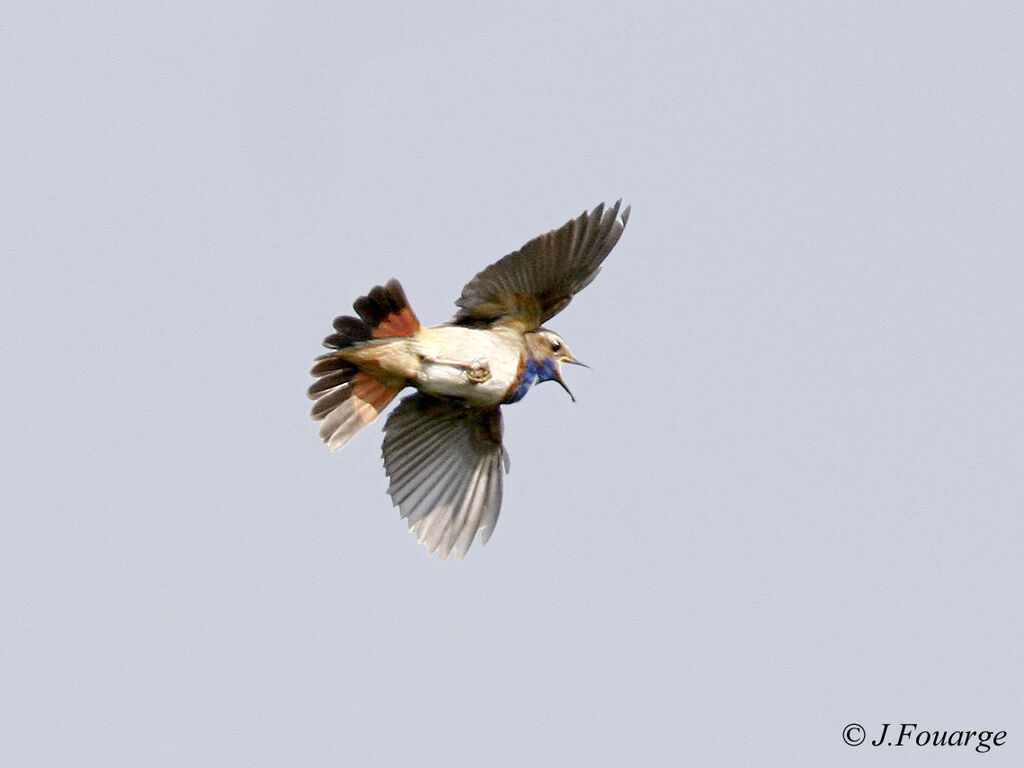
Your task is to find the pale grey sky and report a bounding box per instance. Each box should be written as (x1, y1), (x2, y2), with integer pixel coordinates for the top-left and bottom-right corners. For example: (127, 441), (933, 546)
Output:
(2, 1), (1022, 765)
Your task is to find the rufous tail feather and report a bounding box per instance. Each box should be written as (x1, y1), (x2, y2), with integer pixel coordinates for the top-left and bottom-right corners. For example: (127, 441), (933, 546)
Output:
(309, 279), (421, 449)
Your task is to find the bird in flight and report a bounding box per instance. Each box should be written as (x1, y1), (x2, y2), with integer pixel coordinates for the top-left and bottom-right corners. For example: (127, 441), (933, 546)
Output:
(309, 200), (630, 559)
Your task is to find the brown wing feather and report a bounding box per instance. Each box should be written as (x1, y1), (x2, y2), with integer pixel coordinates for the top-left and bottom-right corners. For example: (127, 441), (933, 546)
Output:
(452, 200), (630, 330)
(381, 393), (507, 560)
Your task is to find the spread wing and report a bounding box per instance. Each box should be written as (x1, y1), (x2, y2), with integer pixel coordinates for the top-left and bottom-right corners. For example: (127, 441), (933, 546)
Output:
(452, 199), (630, 331)
(381, 393), (510, 560)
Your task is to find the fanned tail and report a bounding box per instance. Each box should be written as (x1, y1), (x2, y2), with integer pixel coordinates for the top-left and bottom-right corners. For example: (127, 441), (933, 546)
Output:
(309, 279), (420, 450)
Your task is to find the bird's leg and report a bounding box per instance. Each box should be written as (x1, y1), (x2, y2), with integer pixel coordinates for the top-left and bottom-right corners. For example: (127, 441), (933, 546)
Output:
(420, 354), (491, 383)
(466, 359), (490, 383)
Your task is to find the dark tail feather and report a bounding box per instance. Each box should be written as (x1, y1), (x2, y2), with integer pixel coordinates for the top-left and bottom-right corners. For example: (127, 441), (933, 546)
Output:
(307, 359), (358, 402)
(321, 278), (420, 350)
(321, 316), (371, 349)
(354, 278), (420, 338)
(307, 359), (402, 450)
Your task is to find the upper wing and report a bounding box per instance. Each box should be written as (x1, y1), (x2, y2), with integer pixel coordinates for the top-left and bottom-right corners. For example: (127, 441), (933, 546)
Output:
(452, 199), (630, 331)
(381, 393), (509, 561)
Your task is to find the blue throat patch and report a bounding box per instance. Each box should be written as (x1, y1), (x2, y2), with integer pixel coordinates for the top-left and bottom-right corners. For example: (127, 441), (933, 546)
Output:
(505, 357), (557, 404)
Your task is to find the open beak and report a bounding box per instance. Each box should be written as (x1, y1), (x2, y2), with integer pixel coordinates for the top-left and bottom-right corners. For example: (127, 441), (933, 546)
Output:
(553, 368), (575, 402)
(555, 356), (588, 402)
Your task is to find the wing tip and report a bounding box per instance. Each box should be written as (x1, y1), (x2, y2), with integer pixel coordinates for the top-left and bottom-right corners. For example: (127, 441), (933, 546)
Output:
(597, 198), (630, 229)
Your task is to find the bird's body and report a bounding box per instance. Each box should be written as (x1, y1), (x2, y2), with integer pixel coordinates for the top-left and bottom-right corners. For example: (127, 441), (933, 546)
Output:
(342, 324), (528, 406)
(309, 200), (630, 559)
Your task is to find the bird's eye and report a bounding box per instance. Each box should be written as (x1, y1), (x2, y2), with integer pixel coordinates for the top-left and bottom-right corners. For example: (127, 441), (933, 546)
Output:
(551, 340), (562, 353)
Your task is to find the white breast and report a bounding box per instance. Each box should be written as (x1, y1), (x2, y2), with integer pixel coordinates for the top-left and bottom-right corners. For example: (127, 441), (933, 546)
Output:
(411, 325), (523, 406)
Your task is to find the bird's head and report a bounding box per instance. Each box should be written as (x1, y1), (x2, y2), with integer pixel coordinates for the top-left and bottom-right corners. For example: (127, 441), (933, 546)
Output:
(525, 329), (587, 402)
